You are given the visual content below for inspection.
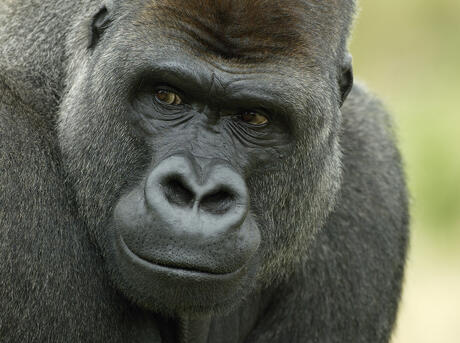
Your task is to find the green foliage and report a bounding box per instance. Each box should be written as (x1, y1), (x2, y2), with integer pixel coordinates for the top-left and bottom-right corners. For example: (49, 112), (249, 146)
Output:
(350, 0), (460, 239)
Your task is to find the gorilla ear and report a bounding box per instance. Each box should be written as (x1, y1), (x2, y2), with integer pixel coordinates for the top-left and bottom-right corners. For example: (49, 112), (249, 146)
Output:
(88, 6), (112, 49)
(338, 53), (354, 107)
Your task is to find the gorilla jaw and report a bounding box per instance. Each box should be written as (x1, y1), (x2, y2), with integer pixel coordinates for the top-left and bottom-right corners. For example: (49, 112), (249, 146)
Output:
(107, 154), (262, 315)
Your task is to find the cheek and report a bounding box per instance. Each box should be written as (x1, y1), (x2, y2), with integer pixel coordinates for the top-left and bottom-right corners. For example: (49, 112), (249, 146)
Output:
(247, 136), (342, 283)
(60, 108), (151, 231)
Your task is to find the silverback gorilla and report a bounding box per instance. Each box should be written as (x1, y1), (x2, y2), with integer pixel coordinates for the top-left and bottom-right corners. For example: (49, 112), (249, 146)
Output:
(0, 0), (409, 342)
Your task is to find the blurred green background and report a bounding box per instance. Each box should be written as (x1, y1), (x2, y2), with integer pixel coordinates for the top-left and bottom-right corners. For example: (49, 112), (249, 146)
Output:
(349, 0), (460, 341)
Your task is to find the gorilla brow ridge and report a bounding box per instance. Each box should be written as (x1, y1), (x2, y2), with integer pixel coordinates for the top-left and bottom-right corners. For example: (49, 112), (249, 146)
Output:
(139, 0), (356, 62)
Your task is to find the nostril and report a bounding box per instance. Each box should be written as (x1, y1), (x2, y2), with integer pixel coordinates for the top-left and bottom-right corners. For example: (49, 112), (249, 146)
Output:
(200, 188), (236, 215)
(162, 177), (194, 208)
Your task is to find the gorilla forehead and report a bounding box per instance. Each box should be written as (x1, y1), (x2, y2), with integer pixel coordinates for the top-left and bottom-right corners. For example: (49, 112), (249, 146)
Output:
(131, 0), (356, 62)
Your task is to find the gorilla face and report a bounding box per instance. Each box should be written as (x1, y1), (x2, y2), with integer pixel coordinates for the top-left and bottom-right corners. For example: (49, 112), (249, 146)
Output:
(59, 1), (349, 315)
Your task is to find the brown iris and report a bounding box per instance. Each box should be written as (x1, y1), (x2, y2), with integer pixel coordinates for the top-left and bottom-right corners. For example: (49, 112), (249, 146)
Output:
(154, 89), (182, 106)
(240, 111), (269, 126)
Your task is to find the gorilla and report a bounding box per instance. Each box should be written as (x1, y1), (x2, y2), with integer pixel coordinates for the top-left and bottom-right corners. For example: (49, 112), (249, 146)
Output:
(0, 0), (409, 342)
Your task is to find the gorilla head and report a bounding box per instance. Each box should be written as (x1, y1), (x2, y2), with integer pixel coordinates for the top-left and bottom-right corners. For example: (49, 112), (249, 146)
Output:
(58, 0), (354, 316)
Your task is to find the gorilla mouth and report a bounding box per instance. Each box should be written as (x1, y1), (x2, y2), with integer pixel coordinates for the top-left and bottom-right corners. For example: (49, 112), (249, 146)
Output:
(113, 233), (259, 315)
(118, 235), (246, 280)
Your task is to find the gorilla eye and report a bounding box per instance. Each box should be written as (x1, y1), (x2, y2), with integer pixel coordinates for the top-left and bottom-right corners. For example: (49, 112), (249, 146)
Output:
(240, 111), (269, 126)
(154, 90), (183, 106)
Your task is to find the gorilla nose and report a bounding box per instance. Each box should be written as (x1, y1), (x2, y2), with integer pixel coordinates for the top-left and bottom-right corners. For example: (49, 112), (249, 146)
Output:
(162, 176), (236, 214)
(145, 155), (249, 236)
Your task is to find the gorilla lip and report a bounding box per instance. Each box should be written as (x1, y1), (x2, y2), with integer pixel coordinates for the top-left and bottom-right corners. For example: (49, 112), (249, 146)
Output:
(118, 235), (247, 279)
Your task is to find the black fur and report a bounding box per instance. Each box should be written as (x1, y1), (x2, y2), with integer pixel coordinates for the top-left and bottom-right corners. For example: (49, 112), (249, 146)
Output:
(0, 1), (408, 342)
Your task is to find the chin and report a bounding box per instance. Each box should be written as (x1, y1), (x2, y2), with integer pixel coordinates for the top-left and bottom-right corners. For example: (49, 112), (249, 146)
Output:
(106, 229), (261, 316)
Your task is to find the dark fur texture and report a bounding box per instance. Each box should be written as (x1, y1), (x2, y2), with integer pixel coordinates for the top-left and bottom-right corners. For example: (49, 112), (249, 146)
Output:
(0, 1), (408, 342)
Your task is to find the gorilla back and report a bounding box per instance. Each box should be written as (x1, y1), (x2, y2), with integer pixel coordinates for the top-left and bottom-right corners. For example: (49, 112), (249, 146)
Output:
(0, 0), (408, 342)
